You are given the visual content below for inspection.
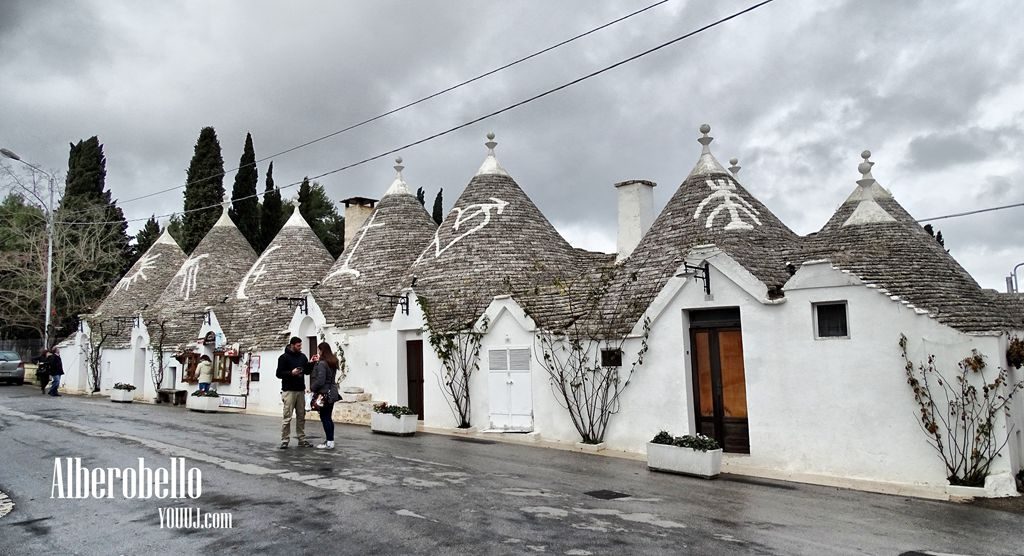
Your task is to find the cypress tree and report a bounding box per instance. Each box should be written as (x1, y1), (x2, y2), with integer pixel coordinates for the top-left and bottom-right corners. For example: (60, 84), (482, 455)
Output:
(416, 187), (426, 206)
(259, 161), (286, 252)
(134, 216), (161, 256)
(431, 188), (444, 225)
(55, 137), (131, 336)
(181, 127), (225, 254)
(229, 132), (260, 250)
(298, 177), (345, 257)
(167, 214), (184, 247)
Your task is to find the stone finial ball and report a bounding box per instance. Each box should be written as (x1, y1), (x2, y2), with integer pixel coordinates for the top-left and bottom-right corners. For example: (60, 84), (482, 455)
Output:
(729, 158), (738, 165)
(861, 150), (871, 160)
(858, 161), (872, 175)
(487, 132), (495, 140)
(699, 124), (711, 134)
(395, 156), (402, 164)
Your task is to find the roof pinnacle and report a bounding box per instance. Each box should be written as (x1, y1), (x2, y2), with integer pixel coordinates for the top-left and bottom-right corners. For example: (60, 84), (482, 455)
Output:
(857, 150), (876, 187)
(384, 155), (412, 196)
(697, 124), (713, 153)
(728, 157), (741, 175)
(475, 131), (509, 177)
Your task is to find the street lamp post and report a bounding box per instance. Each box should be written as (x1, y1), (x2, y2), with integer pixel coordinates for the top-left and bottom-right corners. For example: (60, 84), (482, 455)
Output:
(1010, 262), (1024, 294)
(1, 147), (56, 348)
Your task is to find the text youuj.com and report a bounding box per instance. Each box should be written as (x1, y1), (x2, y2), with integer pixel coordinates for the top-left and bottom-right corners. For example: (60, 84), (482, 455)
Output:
(51, 457), (232, 529)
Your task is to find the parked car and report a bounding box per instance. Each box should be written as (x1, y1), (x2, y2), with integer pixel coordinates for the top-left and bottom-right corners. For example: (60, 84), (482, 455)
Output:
(0, 351), (25, 385)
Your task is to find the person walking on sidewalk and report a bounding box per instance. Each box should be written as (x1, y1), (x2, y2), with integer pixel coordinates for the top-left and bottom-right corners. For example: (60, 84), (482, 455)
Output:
(46, 348), (64, 397)
(276, 336), (311, 449)
(34, 348), (50, 395)
(310, 341), (341, 450)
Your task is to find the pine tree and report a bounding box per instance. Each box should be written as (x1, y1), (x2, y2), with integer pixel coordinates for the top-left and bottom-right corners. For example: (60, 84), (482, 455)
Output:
(431, 188), (444, 225)
(229, 132), (260, 250)
(167, 215), (184, 247)
(297, 177), (345, 257)
(416, 187), (426, 206)
(181, 127), (225, 254)
(259, 161), (287, 252)
(134, 216), (161, 256)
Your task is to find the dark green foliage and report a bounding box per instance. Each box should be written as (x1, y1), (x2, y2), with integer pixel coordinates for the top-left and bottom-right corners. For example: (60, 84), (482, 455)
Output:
(923, 224), (948, 252)
(134, 216), (162, 256)
(372, 402), (416, 417)
(55, 137), (131, 337)
(258, 161), (286, 252)
(415, 187), (426, 206)
(297, 177), (345, 258)
(181, 127), (225, 254)
(229, 132), (260, 250)
(431, 188), (444, 225)
(166, 214), (184, 247)
(650, 431), (721, 451)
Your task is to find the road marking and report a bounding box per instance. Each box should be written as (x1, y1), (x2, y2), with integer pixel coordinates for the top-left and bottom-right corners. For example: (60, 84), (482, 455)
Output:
(0, 491), (13, 520)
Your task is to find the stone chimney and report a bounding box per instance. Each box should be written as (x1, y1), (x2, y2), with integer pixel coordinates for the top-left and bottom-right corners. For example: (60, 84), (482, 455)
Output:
(340, 196), (378, 250)
(614, 179), (656, 262)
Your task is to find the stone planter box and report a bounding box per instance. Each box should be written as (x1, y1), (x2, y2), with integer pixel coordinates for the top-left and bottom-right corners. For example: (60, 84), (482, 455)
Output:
(646, 442), (722, 479)
(110, 389), (135, 403)
(186, 395), (221, 413)
(371, 413), (417, 436)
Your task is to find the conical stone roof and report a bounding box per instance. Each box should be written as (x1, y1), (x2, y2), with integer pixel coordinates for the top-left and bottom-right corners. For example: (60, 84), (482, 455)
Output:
(314, 158), (437, 329)
(409, 135), (599, 330)
(94, 229), (187, 348)
(153, 205), (258, 347)
(221, 204), (335, 350)
(799, 152), (1016, 333)
(608, 125), (799, 335)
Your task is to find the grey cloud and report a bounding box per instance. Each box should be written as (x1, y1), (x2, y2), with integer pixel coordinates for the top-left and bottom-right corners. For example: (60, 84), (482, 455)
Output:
(907, 127), (1017, 171)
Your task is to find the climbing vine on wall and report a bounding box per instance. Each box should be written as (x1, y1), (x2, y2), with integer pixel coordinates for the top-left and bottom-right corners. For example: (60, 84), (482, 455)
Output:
(146, 318), (169, 395)
(534, 264), (652, 445)
(417, 295), (489, 429)
(900, 334), (1024, 486)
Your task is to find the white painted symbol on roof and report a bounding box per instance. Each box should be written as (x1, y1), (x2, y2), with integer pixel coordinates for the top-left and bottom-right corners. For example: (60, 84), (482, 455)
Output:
(415, 197), (508, 264)
(693, 178), (761, 230)
(325, 211), (384, 281)
(175, 254), (209, 300)
(118, 252), (162, 291)
(237, 246), (281, 299)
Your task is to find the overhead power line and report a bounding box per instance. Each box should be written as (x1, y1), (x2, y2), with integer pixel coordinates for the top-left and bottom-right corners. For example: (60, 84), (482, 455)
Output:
(116, 0), (671, 206)
(60, 0), (777, 227)
(917, 201), (1024, 223)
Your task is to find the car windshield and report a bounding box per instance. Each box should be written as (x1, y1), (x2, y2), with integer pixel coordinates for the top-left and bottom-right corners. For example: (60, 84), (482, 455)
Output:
(0, 351), (19, 361)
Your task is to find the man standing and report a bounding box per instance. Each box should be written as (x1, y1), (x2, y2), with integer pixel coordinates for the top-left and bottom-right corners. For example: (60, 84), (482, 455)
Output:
(276, 336), (312, 449)
(34, 349), (49, 395)
(46, 348), (63, 397)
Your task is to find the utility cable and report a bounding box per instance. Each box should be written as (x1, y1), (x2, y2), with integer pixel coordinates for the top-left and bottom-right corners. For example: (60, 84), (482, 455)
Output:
(917, 201), (1024, 223)
(115, 0), (671, 206)
(58, 0), (777, 226)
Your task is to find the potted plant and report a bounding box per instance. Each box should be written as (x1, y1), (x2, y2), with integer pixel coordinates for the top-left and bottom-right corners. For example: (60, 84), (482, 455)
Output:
(186, 389), (221, 412)
(110, 383), (136, 403)
(370, 402), (418, 436)
(646, 431), (723, 479)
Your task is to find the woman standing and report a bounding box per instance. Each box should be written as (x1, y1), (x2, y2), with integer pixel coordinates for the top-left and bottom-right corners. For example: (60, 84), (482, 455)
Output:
(196, 355), (214, 392)
(310, 341), (340, 449)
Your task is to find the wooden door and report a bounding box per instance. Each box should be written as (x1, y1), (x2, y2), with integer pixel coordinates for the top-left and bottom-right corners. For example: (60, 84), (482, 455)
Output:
(406, 340), (424, 420)
(691, 327), (749, 453)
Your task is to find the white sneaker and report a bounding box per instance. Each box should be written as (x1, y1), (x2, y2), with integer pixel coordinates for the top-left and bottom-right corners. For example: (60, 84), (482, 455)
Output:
(315, 441), (334, 449)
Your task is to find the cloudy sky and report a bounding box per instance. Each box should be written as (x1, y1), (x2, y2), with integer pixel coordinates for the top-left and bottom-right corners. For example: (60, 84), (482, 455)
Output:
(2, 0), (1022, 291)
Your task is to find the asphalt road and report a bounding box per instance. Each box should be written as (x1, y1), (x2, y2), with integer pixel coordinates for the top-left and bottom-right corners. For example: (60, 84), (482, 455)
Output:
(0, 384), (1020, 556)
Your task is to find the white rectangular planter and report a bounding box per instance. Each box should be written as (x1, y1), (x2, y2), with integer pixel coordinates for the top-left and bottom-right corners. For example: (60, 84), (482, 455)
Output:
(371, 413), (417, 436)
(186, 395), (221, 413)
(647, 442), (723, 479)
(110, 389), (135, 403)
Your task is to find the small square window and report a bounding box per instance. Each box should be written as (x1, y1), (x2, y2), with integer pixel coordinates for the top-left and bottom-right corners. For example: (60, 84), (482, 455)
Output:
(601, 348), (623, 367)
(814, 302), (849, 339)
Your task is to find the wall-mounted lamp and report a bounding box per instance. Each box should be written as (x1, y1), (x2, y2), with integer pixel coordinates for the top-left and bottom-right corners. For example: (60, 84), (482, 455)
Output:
(377, 292), (410, 315)
(677, 261), (711, 295)
(274, 296), (309, 315)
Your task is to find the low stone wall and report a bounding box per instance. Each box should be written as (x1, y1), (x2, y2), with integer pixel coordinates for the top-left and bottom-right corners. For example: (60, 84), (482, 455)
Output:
(332, 400), (377, 425)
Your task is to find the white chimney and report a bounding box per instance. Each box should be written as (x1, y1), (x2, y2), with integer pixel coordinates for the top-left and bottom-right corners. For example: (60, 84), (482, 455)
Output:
(615, 179), (656, 262)
(340, 196), (378, 250)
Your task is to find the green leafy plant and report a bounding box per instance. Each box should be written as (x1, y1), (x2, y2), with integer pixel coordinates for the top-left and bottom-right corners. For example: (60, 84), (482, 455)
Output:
(113, 382), (136, 391)
(373, 402), (416, 418)
(651, 430), (721, 452)
(191, 389), (220, 397)
(900, 334), (1024, 486)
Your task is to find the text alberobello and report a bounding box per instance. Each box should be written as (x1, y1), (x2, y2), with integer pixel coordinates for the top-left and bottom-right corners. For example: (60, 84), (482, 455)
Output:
(51, 457), (202, 499)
